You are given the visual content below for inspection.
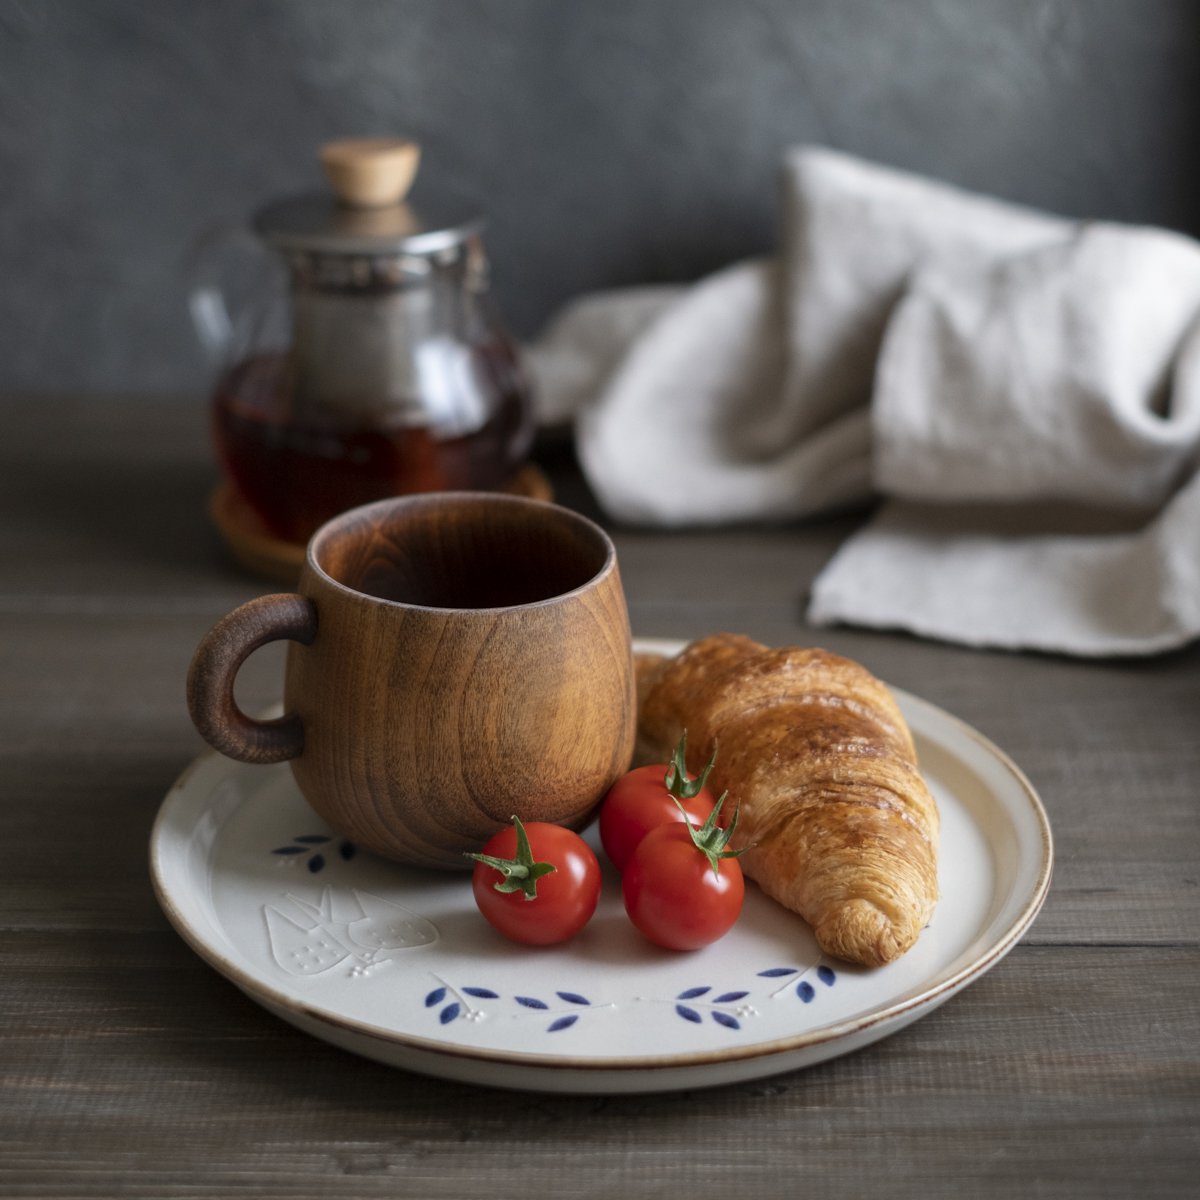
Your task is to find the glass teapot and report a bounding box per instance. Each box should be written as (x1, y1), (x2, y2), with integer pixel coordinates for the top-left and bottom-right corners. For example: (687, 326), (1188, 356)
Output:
(190, 138), (535, 546)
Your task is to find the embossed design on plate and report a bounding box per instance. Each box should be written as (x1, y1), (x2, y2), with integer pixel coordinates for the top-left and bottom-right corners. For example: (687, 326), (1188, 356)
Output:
(264, 887), (438, 978)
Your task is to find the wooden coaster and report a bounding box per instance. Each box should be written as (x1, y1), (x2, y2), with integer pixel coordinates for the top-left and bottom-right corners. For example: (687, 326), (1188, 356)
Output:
(209, 466), (554, 584)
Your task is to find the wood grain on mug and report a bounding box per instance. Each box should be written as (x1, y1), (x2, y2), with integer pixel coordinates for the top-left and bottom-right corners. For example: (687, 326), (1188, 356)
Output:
(187, 494), (636, 868)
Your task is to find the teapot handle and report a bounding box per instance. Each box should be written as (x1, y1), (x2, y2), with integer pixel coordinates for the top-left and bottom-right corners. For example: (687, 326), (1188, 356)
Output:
(184, 221), (285, 370)
(190, 285), (234, 365)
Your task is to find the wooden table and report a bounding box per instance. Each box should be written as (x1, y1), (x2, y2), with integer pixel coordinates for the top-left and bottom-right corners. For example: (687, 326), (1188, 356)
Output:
(4, 394), (1198, 1198)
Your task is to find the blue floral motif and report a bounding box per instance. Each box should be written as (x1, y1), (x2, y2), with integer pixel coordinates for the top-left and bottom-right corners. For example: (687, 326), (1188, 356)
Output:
(426, 965), (836, 1037)
(425, 977), (602, 1034)
(423, 986), (462, 1024)
(671, 985), (753, 1031)
(271, 834), (356, 874)
(666, 963), (839, 1031)
(757, 963), (838, 1004)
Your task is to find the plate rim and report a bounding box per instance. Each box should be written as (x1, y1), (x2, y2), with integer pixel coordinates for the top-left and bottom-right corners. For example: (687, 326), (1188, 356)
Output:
(151, 638), (1054, 1080)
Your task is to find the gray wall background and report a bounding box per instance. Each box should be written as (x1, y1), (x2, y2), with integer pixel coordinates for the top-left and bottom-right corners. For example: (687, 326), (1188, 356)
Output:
(2, 0), (1198, 397)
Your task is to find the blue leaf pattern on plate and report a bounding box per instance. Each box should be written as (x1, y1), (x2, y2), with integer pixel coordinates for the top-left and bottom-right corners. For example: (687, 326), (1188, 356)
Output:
(426, 980), (604, 1034)
(271, 836), (342, 873)
(424, 961), (837, 1036)
(664, 963), (836, 1027)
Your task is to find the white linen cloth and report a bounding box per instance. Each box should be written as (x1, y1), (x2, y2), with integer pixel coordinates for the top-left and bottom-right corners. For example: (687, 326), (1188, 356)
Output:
(528, 148), (1200, 656)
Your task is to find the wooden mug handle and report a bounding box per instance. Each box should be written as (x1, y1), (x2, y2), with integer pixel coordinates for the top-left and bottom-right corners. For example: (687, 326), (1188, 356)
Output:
(186, 594), (318, 764)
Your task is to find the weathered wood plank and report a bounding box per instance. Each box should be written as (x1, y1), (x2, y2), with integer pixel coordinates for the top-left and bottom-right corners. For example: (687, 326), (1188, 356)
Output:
(1, 935), (1196, 1199)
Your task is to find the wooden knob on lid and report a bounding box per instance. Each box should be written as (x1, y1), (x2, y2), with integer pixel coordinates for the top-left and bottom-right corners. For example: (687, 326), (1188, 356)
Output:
(320, 137), (421, 208)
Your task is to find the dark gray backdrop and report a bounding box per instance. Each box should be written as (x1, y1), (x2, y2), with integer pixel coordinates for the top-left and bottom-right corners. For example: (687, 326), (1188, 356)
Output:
(2, 0), (1198, 396)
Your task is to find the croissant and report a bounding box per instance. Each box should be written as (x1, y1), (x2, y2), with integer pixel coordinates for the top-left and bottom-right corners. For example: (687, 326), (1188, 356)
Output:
(637, 634), (939, 967)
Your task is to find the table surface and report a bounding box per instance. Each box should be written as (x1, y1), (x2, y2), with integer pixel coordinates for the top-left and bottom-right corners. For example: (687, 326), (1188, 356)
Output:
(3, 394), (1198, 1199)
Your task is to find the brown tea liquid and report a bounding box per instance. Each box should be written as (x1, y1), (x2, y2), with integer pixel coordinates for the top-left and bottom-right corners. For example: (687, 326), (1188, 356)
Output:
(213, 349), (532, 543)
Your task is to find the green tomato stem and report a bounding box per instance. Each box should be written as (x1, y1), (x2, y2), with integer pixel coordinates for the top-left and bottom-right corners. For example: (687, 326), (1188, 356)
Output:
(465, 814), (557, 899)
(663, 731), (717, 800)
(672, 792), (751, 878)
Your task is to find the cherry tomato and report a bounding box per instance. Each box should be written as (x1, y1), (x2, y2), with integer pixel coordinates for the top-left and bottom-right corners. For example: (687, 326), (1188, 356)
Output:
(622, 808), (746, 951)
(468, 816), (601, 946)
(599, 733), (719, 872)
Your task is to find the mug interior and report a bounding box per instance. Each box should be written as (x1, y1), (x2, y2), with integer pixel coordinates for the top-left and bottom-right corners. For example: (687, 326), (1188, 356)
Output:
(310, 494), (614, 609)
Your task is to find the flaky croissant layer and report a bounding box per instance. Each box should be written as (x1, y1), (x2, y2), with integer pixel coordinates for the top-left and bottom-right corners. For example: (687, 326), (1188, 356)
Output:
(636, 634), (939, 967)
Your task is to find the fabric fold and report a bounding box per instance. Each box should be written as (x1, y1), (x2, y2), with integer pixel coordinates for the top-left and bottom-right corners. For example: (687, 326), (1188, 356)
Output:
(527, 146), (1200, 656)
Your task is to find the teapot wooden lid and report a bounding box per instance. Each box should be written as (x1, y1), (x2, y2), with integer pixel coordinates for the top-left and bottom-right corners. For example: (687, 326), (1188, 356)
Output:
(319, 137), (421, 208)
(254, 137), (481, 256)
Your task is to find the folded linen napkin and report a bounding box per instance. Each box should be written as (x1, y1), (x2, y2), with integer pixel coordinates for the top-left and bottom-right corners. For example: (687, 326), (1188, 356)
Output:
(528, 148), (1200, 656)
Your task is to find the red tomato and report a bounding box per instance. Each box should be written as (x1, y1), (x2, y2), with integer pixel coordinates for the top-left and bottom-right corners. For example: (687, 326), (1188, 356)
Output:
(622, 820), (745, 951)
(468, 817), (600, 946)
(600, 764), (718, 872)
(599, 734), (719, 872)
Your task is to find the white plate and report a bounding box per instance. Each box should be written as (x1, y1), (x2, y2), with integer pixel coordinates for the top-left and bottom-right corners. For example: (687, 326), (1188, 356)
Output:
(151, 638), (1052, 1094)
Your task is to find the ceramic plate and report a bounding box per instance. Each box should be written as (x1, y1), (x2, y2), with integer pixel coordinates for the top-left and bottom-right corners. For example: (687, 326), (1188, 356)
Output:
(151, 638), (1052, 1094)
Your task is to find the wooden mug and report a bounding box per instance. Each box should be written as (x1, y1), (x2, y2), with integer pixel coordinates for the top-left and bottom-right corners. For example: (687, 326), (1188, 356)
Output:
(187, 493), (636, 868)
